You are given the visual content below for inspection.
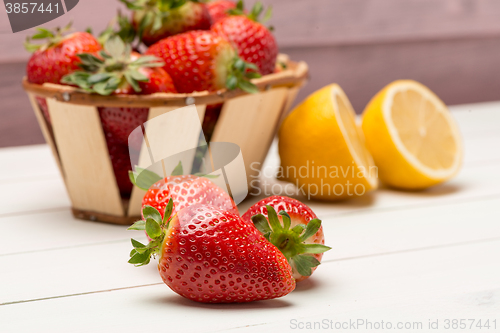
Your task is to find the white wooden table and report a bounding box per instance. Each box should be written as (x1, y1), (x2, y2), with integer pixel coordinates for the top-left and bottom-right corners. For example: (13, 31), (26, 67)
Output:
(1, 102), (499, 333)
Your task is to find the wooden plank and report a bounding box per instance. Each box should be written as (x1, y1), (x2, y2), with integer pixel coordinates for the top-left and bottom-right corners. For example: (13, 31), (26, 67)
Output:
(211, 88), (288, 183)
(0, 210), (132, 256)
(127, 105), (206, 217)
(0, 178), (70, 216)
(0, 145), (59, 182)
(1, 239), (498, 332)
(47, 99), (124, 216)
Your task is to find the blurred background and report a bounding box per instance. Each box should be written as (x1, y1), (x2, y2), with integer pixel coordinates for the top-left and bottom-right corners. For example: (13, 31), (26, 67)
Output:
(1, 0), (500, 148)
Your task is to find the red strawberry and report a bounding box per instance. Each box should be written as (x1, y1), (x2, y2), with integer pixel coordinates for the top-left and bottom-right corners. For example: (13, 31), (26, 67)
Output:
(35, 97), (50, 124)
(128, 202), (295, 303)
(242, 196), (330, 282)
(207, 0), (237, 24)
(121, 0), (212, 46)
(141, 174), (239, 220)
(98, 107), (148, 151)
(212, 14), (278, 75)
(105, 132), (135, 197)
(63, 37), (177, 150)
(202, 103), (223, 142)
(25, 25), (101, 123)
(146, 30), (260, 93)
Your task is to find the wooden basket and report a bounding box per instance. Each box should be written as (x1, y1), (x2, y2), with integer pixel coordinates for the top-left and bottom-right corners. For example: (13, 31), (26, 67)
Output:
(22, 55), (308, 225)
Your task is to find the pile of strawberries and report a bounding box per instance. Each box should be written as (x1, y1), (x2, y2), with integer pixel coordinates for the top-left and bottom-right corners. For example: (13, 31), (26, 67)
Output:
(25, 0), (279, 197)
(128, 171), (330, 303)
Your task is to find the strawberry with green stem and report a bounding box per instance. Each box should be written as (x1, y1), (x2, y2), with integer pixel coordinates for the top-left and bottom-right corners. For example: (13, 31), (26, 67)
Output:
(211, 1), (277, 75)
(120, 0), (212, 47)
(25, 23), (102, 123)
(242, 196), (331, 281)
(128, 200), (295, 303)
(129, 164), (239, 219)
(146, 30), (261, 93)
(62, 37), (177, 149)
(62, 36), (177, 195)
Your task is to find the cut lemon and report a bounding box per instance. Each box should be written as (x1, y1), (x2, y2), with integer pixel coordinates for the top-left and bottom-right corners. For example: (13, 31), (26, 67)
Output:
(278, 84), (378, 201)
(361, 80), (463, 190)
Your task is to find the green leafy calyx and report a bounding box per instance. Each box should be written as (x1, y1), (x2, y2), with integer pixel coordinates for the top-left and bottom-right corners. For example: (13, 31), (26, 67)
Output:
(24, 22), (73, 53)
(228, 0), (272, 23)
(128, 198), (174, 266)
(128, 161), (220, 191)
(98, 10), (138, 47)
(119, 0), (204, 45)
(61, 36), (164, 95)
(251, 205), (331, 277)
(226, 56), (261, 94)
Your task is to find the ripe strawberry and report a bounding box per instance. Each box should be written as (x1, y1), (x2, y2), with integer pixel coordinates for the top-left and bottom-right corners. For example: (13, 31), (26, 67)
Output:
(146, 30), (261, 93)
(105, 132), (135, 197)
(211, 6), (278, 75)
(25, 25), (101, 123)
(98, 107), (148, 151)
(128, 202), (296, 303)
(140, 174), (239, 220)
(62, 37), (177, 150)
(120, 0), (212, 46)
(202, 103), (223, 142)
(242, 196), (330, 282)
(207, 0), (237, 24)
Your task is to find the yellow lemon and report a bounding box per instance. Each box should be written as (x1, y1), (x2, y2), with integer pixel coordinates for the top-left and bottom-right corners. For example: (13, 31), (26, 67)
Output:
(278, 84), (378, 201)
(361, 80), (463, 190)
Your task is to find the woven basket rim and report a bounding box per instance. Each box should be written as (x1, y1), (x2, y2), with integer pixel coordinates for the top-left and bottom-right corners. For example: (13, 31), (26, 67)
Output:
(22, 56), (308, 107)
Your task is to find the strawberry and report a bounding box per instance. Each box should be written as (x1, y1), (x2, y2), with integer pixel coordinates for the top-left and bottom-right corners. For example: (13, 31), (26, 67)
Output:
(242, 196), (331, 282)
(139, 174), (239, 219)
(105, 132), (135, 197)
(211, 2), (277, 75)
(202, 103), (223, 142)
(120, 0), (212, 46)
(207, 0), (237, 24)
(62, 37), (177, 149)
(98, 107), (149, 151)
(62, 37), (176, 96)
(146, 30), (261, 93)
(128, 202), (296, 303)
(25, 24), (101, 123)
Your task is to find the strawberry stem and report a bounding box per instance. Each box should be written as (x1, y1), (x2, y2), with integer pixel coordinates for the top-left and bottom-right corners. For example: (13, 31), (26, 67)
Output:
(61, 36), (164, 95)
(226, 56), (261, 94)
(128, 198), (174, 266)
(24, 22), (73, 53)
(251, 205), (331, 277)
(228, 0), (272, 23)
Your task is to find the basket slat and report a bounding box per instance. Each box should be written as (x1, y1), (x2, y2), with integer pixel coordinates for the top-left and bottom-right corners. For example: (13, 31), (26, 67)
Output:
(27, 94), (64, 178)
(127, 104), (207, 217)
(211, 88), (289, 183)
(46, 99), (124, 216)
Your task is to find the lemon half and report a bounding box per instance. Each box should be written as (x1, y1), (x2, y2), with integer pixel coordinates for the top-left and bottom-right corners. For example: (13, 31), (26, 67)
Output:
(278, 84), (377, 201)
(361, 80), (463, 189)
